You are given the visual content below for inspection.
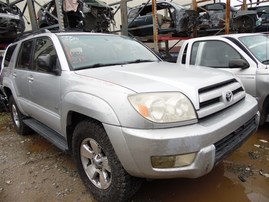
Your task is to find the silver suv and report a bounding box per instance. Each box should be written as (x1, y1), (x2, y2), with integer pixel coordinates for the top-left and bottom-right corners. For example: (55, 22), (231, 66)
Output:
(0, 31), (259, 202)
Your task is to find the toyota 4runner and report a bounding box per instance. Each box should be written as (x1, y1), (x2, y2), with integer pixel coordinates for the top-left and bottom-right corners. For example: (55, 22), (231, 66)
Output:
(0, 31), (259, 202)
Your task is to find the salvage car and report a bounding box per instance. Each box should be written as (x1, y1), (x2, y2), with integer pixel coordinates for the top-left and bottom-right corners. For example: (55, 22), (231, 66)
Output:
(128, 1), (197, 37)
(249, 5), (269, 32)
(37, 0), (114, 32)
(197, 2), (257, 34)
(177, 33), (269, 125)
(0, 1), (25, 42)
(0, 31), (259, 201)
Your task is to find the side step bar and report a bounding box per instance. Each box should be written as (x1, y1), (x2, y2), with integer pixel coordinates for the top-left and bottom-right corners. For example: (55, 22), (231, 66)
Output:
(23, 118), (69, 152)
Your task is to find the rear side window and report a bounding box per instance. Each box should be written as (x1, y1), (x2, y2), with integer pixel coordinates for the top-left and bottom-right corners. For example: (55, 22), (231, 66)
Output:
(4, 44), (17, 67)
(17, 40), (34, 69)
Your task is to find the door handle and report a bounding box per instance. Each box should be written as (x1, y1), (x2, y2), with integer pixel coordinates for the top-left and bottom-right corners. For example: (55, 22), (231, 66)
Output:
(27, 76), (34, 82)
(12, 73), (16, 78)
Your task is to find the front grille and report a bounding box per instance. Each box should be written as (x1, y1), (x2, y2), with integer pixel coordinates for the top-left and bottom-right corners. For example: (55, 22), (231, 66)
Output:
(214, 116), (257, 165)
(198, 79), (245, 118)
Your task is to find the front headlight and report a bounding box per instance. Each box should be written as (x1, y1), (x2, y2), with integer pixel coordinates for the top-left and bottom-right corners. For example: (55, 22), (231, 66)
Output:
(128, 92), (197, 123)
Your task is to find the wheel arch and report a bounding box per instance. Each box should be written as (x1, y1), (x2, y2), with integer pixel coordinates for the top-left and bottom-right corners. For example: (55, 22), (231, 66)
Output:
(3, 86), (12, 100)
(66, 111), (103, 153)
(62, 92), (121, 153)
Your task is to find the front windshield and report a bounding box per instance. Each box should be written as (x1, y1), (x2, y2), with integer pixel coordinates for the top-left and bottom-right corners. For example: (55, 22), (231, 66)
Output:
(59, 34), (159, 70)
(239, 35), (269, 64)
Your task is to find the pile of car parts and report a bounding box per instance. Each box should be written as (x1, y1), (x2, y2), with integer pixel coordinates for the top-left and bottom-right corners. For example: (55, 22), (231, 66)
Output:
(37, 0), (114, 32)
(0, 1), (25, 43)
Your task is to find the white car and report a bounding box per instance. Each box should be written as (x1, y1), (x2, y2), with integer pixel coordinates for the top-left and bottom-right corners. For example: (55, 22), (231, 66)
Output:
(177, 33), (269, 125)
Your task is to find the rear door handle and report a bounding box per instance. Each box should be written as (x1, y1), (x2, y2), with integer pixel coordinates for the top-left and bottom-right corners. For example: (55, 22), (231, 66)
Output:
(12, 73), (16, 78)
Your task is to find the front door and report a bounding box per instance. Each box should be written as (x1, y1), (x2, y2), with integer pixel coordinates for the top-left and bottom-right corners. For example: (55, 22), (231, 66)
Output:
(26, 37), (62, 133)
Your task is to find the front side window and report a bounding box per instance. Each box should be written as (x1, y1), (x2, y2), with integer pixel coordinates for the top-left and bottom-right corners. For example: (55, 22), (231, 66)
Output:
(33, 37), (58, 73)
(239, 34), (269, 64)
(16, 40), (33, 69)
(59, 35), (159, 70)
(190, 40), (244, 68)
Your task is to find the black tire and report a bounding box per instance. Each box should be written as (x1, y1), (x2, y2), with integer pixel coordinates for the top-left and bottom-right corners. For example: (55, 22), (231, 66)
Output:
(72, 120), (143, 202)
(9, 95), (31, 135)
(0, 101), (7, 113)
(0, 94), (8, 112)
(260, 110), (268, 126)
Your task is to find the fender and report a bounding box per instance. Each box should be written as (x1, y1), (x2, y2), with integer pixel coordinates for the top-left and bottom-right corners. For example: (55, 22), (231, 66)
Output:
(61, 91), (120, 135)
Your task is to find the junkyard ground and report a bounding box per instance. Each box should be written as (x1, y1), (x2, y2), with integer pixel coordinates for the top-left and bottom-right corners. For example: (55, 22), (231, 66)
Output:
(0, 112), (268, 202)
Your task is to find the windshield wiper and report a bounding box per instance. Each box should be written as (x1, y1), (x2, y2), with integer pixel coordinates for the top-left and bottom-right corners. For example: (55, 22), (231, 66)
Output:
(75, 63), (123, 70)
(262, 59), (269, 64)
(125, 59), (157, 64)
(75, 60), (156, 70)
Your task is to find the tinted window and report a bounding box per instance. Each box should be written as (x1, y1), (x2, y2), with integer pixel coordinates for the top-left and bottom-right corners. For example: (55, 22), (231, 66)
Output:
(17, 40), (33, 69)
(4, 44), (17, 67)
(191, 40), (244, 68)
(33, 37), (57, 73)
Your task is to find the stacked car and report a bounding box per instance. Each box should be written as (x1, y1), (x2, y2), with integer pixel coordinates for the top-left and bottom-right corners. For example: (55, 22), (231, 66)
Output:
(0, 1), (25, 43)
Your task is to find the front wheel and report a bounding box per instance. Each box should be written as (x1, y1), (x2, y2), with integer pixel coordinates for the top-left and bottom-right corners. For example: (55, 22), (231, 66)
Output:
(9, 95), (30, 135)
(72, 120), (142, 202)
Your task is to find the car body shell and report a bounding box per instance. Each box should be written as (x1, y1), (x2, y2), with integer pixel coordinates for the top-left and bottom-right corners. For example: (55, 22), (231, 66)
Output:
(0, 1), (25, 43)
(128, 1), (197, 37)
(37, 0), (114, 32)
(197, 3), (257, 34)
(249, 5), (269, 32)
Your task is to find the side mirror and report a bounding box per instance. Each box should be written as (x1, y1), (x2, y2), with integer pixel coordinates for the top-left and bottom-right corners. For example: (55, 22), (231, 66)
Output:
(37, 54), (51, 69)
(37, 54), (61, 75)
(229, 59), (249, 69)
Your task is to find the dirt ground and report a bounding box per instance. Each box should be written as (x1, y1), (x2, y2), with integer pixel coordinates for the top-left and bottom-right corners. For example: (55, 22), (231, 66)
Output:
(0, 111), (268, 202)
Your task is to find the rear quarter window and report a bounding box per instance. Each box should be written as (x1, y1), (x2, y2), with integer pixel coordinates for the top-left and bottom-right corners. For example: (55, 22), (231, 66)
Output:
(4, 44), (17, 68)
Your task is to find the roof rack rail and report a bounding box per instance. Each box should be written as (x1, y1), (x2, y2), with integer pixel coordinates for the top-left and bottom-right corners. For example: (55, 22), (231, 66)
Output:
(14, 29), (52, 42)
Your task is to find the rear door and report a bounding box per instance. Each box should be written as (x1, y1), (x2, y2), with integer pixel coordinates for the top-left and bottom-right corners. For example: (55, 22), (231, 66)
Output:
(13, 40), (34, 109)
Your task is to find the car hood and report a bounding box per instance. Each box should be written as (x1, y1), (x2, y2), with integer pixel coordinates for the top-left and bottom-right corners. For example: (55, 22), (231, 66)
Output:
(75, 62), (236, 106)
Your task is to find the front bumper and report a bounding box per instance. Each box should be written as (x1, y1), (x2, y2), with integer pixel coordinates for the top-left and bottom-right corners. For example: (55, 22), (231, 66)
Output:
(104, 94), (259, 179)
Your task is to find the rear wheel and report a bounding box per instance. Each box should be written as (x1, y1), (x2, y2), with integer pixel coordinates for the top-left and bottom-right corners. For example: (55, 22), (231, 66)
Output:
(9, 95), (30, 135)
(72, 120), (143, 202)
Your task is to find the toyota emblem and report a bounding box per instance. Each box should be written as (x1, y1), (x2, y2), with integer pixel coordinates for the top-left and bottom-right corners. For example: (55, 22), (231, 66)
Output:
(225, 91), (233, 102)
